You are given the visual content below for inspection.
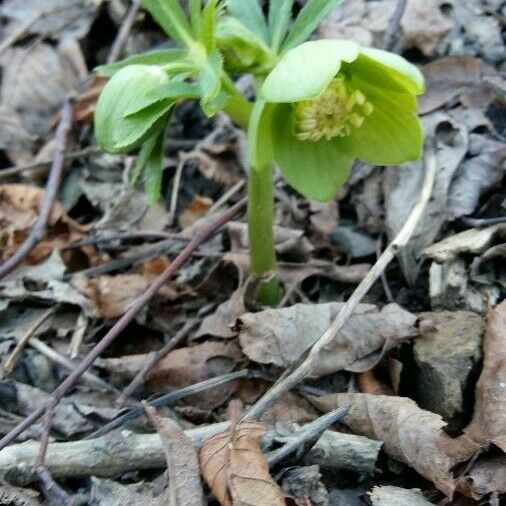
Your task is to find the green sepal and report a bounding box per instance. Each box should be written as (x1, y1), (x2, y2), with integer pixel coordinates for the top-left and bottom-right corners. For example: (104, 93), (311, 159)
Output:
(262, 39), (359, 102)
(94, 65), (172, 153)
(270, 104), (353, 201)
(338, 80), (423, 165)
(281, 0), (343, 52)
(226, 0), (269, 44)
(247, 100), (274, 172)
(143, 129), (166, 204)
(95, 49), (186, 76)
(141, 0), (194, 46)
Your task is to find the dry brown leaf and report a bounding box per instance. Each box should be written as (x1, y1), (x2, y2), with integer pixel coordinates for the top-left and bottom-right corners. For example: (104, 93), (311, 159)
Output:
(419, 56), (500, 114)
(72, 274), (177, 319)
(0, 184), (83, 264)
(199, 421), (286, 506)
(368, 486), (432, 506)
(238, 303), (417, 377)
(179, 196), (213, 230)
(144, 405), (204, 506)
(460, 301), (506, 452)
(458, 455), (506, 499)
(309, 393), (473, 497)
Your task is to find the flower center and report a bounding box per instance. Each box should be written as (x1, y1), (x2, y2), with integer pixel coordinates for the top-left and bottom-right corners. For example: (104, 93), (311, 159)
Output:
(293, 76), (373, 142)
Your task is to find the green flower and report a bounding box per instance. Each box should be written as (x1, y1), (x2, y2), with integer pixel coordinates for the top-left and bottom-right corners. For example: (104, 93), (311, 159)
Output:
(257, 39), (425, 201)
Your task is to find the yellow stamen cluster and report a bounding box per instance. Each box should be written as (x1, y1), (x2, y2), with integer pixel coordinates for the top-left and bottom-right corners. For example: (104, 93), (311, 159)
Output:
(294, 76), (373, 142)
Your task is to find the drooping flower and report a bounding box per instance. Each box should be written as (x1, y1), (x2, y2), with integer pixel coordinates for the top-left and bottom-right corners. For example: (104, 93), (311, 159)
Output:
(258, 39), (425, 201)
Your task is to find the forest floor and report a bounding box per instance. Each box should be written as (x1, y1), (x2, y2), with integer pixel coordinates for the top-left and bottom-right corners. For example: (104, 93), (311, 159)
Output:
(0, 0), (505, 504)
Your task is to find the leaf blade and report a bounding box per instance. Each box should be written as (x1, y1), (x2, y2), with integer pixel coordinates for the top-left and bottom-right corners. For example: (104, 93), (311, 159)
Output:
(268, 0), (293, 52)
(226, 0), (269, 44)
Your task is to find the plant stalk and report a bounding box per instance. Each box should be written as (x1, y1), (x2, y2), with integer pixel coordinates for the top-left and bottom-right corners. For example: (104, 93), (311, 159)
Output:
(247, 165), (281, 305)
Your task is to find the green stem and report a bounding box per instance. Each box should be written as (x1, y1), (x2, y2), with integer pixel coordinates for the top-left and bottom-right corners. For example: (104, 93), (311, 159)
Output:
(248, 165), (281, 306)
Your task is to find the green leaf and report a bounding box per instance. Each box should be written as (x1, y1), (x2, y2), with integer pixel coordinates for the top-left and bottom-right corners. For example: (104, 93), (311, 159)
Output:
(95, 49), (186, 76)
(270, 104), (353, 201)
(94, 65), (172, 153)
(262, 39), (359, 102)
(125, 81), (201, 116)
(268, 0), (293, 52)
(201, 90), (229, 116)
(199, 49), (223, 110)
(226, 0), (269, 44)
(142, 0), (194, 46)
(189, 0), (202, 36)
(247, 100), (274, 171)
(281, 0), (342, 52)
(216, 16), (274, 73)
(143, 129), (166, 204)
(131, 130), (161, 183)
(200, 0), (221, 51)
(339, 78), (423, 165)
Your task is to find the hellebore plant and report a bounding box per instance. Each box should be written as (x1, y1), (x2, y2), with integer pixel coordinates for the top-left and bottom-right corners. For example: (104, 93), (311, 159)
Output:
(94, 0), (425, 305)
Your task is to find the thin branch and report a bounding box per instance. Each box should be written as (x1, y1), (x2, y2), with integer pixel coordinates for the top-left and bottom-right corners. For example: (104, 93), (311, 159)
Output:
(107, 0), (142, 64)
(0, 147), (98, 180)
(0, 99), (74, 280)
(383, 0), (409, 51)
(116, 318), (198, 407)
(35, 405), (74, 506)
(4, 305), (61, 374)
(0, 197), (247, 451)
(244, 148), (437, 421)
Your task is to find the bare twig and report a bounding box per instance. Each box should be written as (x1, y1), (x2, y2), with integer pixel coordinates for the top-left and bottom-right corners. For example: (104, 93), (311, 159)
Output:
(383, 0), (409, 51)
(35, 405), (74, 506)
(0, 197), (247, 451)
(460, 216), (506, 228)
(267, 407), (349, 465)
(116, 318), (198, 407)
(168, 155), (186, 226)
(244, 149), (437, 421)
(377, 235), (394, 303)
(0, 100), (74, 280)
(0, 147), (99, 180)
(4, 305), (61, 374)
(107, 0), (142, 64)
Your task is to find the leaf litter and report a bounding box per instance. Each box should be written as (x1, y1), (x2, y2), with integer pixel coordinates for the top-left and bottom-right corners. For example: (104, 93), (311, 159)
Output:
(0, 0), (505, 504)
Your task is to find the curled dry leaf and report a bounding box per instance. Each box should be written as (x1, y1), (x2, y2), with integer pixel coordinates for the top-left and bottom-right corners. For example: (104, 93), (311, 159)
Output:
(144, 405), (204, 506)
(460, 301), (506, 452)
(309, 393), (478, 497)
(238, 303), (417, 377)
(199, 421), (286, 506)
(458, 455), (506, 499)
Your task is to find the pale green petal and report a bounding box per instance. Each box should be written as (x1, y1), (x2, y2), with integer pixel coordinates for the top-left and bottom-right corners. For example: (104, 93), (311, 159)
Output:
(360, 47), (425, 95)
(270, 104), (354, 201)
(339, 78), (423, 165)
(262, 39), (360, 103)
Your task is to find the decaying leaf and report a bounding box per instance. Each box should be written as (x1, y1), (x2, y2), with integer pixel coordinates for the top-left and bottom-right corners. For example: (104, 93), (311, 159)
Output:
(0, 484), (41, 506)
(144, 405), (204, 506)
(309, 393), (478, 496)
(460, 301), (506, 452)
(458, 455), (506, 499)
(199, 421), (286, 505)
(101, 341), (243, 409)
(0, 184), (82, 264)
(419, 56), (500, 114)
(238, 303), (417, 377)
(279, 466), (329, 506)
(90, 477), (165, 506)
(72, 274), (177, 319)
(423, 224), (506, 263)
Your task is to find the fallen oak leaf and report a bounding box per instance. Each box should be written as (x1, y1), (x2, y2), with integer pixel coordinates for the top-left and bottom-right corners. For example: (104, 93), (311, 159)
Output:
(144, 404), (204, 506)
(237, 303), (417, 376)
(309, 393), (479, 497)
(199, 420), (286, 505)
